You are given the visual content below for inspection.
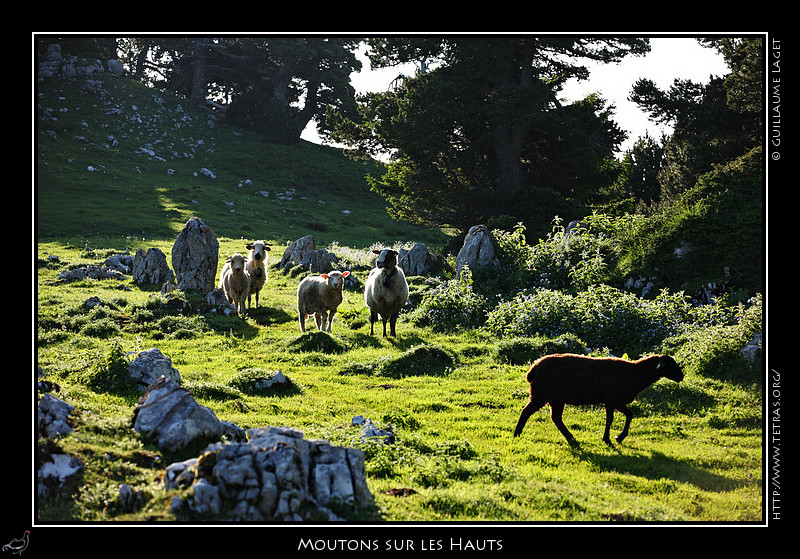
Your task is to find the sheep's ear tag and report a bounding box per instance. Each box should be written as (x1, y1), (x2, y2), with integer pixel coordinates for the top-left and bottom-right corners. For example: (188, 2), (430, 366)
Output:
(321, 274), (330, 279)
(342, 271), (351, 277)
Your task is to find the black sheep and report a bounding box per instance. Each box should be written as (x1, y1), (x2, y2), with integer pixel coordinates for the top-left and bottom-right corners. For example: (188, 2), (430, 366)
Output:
(513, 353), (684, 445)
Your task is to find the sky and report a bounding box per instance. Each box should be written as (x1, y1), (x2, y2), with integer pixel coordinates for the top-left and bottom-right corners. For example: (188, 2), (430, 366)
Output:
(302, 37), (731, 155)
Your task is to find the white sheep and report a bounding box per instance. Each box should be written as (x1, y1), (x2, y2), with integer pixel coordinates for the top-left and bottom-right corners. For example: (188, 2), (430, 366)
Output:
(244, 240), (271, 309)
(364, 248), (409, 337)
(297, 270), (351, 333)
(218, 253), (251, 316)
(513, 353), (684, 445)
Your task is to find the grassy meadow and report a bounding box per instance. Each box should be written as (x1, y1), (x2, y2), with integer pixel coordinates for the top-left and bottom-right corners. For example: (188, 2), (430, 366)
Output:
(35, 72), (764, 524)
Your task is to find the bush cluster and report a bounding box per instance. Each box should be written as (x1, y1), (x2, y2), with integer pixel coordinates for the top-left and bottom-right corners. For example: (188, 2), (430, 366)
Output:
(484, 284), (741, 356)
(409, 268), (489, 331)
(664, 294), (762, 382)
(409, 219), (760, 361)
(481, 217), (622, 297)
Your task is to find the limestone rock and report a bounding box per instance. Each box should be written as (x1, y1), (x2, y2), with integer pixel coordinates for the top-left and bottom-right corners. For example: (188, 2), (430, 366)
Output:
(398, 243), (432, 277)
(37, 394), (74, 439)
(171, 217), (219, 293)
(456, 224), (498, 280)
(169, 426), (374, 521)
(132, 247), (175, 285)
(279, 235), (342, 274)
(131, 376), (223, 454)
(128, 348), (181, 390)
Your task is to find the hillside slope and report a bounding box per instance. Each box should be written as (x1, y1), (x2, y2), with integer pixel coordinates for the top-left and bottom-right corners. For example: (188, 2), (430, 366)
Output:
(35, 73), (448, 249)
(614, 146), (764, 295)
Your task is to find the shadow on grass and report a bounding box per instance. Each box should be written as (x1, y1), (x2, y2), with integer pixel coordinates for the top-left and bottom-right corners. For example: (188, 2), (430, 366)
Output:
(577, 447), (758, 493)
(245, 305), (294, 327)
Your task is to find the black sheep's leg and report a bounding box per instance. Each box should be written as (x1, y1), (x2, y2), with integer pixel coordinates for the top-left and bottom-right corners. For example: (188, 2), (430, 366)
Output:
(389, 312), (398, 337)
(603, 405), (615, 445)
(513, 399), (545, 437)
(616, 404), (633, 443)
(549, 402), (577, 445)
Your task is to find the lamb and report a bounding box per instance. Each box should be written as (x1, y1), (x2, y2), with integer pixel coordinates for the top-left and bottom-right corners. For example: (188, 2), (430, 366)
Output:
(297, 270), (351, 333)
(364, 248), (409, 337)
(218, 253), (251, 316)
(244, 240), (271, 309)
(513, 353), (684, 445)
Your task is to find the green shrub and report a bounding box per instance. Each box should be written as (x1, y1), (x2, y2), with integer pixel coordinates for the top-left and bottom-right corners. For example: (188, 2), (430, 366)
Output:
(382, 410), (421, 431)
(151, 315), (207, 338)
(227, 368), (300, 396)
(80, 316), (121, 338)
(79, 339), (138, 394)
(613, 147), (764, 293)
(484, 288), (575, 340)
(185, 381), (243, 401)
(482, 217), (621, 298)
(409, 268), (489, 331)
(664, 294), (762, 382)
(485, 284), (747, 356)
(375, 344), (456, 379)
(342, 344), (456, 379)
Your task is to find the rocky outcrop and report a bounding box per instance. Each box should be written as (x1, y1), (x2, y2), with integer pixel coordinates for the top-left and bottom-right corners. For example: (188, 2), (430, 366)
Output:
(167, 426), (375, 521)
(131, 376), (223, 454)
(398, 242), (432, 277)
(128, 348), (181, 390)
(279, 235), (339, 274)
(132, 247), (175, 285)
(37, 394), (75, 439)
(37, 43), (110, 81)
(456, 224), (498, 280)
(171, 217), (219, 293)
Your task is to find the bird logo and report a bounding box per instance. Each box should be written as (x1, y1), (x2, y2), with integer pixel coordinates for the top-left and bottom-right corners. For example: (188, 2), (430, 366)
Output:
(2, 531), (29, 555)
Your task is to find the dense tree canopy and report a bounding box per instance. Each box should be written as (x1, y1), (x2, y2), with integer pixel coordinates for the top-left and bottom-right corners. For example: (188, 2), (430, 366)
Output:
(329, 37), (650, 233)
(629, 37), (762, 202)
(45, 35), (761, 237)
(114, 37), (363, 144)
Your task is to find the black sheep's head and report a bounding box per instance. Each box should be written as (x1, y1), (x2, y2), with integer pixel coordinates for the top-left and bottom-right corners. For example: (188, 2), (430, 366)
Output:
(372, 248), (398, 269)
(655, 355), (684, 382)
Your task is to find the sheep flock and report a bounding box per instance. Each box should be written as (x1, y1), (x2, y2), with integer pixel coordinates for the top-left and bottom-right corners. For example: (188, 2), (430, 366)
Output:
(218, 240), (687, 447)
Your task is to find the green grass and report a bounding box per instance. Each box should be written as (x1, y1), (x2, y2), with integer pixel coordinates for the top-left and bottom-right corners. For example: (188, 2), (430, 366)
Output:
(36, 76), (447, 249)
(36, 243), (763, 522)
(35, 73), (763, 524)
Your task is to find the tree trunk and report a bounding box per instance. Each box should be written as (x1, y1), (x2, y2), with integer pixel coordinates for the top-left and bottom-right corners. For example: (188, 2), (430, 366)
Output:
(190, 38), (209, 109)
(294, 80), (320, 137)
(489, 47), (535, 199)
(491, 122), (525, 195)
